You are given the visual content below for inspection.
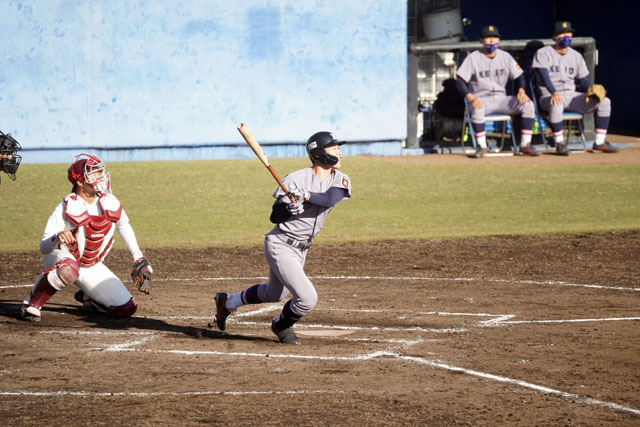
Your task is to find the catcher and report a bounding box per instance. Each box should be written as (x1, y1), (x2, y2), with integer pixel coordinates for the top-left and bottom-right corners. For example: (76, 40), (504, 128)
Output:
(20, 154), (153, 322)
(0, 130), (22, 183)
(532, 20), (619, 154)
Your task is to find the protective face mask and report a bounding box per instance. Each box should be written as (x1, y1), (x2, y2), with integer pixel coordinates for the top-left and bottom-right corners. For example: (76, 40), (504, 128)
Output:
(483, 43), (498, 54)
(557, 36), (572, 48)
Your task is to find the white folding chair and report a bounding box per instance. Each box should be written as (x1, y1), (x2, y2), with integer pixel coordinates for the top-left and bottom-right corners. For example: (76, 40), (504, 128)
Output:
(529, 79), (586, 153)
(461, 98), (518, 157)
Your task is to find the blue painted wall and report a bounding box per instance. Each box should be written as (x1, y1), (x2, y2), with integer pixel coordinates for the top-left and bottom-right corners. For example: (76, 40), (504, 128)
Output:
(0, 1), (407, 159)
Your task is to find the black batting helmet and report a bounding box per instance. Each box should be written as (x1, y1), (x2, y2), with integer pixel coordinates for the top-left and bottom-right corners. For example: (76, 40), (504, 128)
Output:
(306, 131), (345, 166)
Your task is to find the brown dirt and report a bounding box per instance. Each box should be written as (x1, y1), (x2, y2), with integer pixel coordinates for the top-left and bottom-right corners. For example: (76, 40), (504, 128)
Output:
(1, 230), (639, 426)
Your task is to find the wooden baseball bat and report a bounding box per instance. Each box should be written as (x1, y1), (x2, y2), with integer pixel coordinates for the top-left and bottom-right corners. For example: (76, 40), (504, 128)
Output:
(237, 123), (296, 201)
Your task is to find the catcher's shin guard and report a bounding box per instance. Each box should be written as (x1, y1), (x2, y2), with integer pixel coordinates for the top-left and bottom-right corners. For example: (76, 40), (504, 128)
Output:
(21, 273), (59, 321)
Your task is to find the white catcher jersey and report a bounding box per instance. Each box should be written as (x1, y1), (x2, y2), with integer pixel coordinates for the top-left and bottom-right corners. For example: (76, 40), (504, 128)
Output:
(457, 49), (523, 98)
(272, 167), (351, 242)
(532, 45), (589, 97)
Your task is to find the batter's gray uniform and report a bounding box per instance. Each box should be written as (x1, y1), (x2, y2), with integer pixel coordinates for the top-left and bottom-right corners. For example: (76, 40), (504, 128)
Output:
(532, 45), (611, 122)
(261, 167), (351, 316)
(457, 49), (535, 123)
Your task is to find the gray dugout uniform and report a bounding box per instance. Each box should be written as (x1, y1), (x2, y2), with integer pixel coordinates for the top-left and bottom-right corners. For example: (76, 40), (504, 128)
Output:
(260, 167), (351, 316)
(532, 45), (610, 122)
(457, 49), (534, 123)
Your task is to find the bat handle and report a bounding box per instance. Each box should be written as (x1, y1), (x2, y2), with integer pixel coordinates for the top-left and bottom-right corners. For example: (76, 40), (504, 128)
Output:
(267, 164), (298, 202)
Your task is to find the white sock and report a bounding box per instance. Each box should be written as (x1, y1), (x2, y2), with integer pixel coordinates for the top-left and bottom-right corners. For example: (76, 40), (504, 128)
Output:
(553, 131), (564, 145)
(520, 132), (532, 147)
(476, 132), (487, 149)
(225, 292), (242, 311)
(595, 129), (607, 145)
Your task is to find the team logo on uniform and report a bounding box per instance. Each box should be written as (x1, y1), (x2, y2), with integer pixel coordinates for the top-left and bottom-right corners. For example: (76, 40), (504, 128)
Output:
(342, 176), (349, 188)
(515, 63), (521, 70)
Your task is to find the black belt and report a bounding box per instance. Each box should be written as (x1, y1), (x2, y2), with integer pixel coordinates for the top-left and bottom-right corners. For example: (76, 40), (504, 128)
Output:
(285, 238), (312, 250)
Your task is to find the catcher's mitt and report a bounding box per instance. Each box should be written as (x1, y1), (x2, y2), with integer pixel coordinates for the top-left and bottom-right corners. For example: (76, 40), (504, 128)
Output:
(131, 257), (153, 294)
(586, 84), (606, 103)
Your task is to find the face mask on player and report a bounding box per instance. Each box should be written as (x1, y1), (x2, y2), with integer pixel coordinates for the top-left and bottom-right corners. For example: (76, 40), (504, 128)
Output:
(557, 36), (572, 48)
(483, 43), (498, 54)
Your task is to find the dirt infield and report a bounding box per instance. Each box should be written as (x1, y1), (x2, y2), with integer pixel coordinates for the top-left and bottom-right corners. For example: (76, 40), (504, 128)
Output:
(1, 231), (639, 426)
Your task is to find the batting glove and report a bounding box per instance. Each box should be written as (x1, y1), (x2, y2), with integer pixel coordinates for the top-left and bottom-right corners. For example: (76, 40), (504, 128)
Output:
(287, 201), (304, 216)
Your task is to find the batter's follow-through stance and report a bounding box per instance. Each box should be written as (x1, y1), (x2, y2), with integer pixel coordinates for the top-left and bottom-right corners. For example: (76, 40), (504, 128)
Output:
(20, 154), (153, 322)
(214, 131), (352, 344)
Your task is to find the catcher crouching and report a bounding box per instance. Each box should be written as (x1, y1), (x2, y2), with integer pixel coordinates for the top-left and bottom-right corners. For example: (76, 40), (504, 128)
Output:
(20, 154), (153, 322)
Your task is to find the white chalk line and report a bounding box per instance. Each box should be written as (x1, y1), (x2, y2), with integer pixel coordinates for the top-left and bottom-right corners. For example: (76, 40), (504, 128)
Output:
(4, 275), (638, 292)
(500, 316), (640, 324)
(119, 275), (640, 292)
(98, 346), (640, 416)
(0, 389), (343, 397)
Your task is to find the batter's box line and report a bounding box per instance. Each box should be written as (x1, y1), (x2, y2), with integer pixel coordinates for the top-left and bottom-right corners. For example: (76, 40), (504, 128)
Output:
(97, 347), (640, 416)
(144, 275), (640, 292)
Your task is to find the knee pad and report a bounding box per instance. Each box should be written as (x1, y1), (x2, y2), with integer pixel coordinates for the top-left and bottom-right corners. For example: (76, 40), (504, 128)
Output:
(46, 258), (80, 290)
(108, 298), (138, 318)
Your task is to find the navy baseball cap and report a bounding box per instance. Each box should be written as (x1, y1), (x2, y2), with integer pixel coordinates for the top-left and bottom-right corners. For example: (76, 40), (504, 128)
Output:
(480, 25), (501, 38)
(553, 21), (575, 35)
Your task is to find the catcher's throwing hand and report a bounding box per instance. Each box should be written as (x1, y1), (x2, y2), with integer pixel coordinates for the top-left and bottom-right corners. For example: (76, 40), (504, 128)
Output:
(131, 257), (153, 294)
(586, 84), (606, 103)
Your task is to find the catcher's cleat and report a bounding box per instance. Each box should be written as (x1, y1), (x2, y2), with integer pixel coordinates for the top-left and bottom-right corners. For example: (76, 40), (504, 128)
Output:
(20, 304), (41, 322)
(592, 142), (619, 153)
(271, 319), (300, 345)
(556, 143), (569, 156)
(214, 292), (231, 331)
(469, 147), (487, 159)
(519, 145), (540, 156)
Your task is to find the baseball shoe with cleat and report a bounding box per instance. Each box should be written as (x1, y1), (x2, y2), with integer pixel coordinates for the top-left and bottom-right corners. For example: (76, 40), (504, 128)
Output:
(519, 145), (540, 156)
(271, 319), (300, 345)
(592, 142), (619, 153)
(20, 305), (41, 322)
(214, 292), (231, 331)
(556, 143), (569, 155)
(469, 146), (487, 158)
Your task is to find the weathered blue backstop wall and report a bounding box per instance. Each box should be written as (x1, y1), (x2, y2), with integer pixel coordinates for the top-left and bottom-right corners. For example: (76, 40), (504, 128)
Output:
(0, 1), (407, 163)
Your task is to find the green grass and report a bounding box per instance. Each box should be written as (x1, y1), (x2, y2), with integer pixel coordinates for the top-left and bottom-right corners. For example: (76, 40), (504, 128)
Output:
(1, 156), (639, 253)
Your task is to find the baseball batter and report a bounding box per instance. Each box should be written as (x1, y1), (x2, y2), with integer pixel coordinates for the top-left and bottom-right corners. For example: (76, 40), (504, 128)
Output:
(214, 131), (351, 345)
(0, 130), (22, 183)
(20, 154), (153, 322)
(456, 25), (538, 157)
(532, 20), (618, 154)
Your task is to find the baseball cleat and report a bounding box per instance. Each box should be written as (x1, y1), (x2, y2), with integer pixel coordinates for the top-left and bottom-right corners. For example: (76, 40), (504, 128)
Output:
(519, 145), (540, 156)
(469, 147), (487, 158)
(20, 305), (41, 322)
(271, 319), (300, 345)
(214, 292), (231, 331)
(592, 142), (619, 153)
(556, 143), (569, 155)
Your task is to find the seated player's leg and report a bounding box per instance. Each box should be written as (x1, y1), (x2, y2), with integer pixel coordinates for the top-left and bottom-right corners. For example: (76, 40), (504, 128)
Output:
(75, 263), (137, 317)
(493, 96), (538, 156)
(21, 257), (80, 321)
(567, 94), (618, 153)
(540, 96), (569, 154)
(469, 99), (487, 156)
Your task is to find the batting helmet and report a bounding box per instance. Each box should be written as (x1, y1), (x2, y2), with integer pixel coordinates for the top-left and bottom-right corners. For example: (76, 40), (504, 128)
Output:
(67, 153), (110, 194)
(0, 131), (22, 182)
(306, 131), (345, 166)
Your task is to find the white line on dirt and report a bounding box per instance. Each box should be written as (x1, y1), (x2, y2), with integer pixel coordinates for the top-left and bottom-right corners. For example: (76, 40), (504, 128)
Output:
(498, 316), (640, 324)
(103, 346), (640, 416)
(145, 275), (640, 292)
(0, 389), (344, 397)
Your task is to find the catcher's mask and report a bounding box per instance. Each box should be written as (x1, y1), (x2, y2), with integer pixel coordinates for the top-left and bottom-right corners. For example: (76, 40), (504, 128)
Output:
(67, 153), (111, 194)
(0, 131), (22, 181)
(306, 131), (345, 166)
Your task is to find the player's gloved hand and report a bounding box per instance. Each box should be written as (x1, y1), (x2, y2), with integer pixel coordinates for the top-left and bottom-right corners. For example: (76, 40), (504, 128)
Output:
(586, 84), (606, 103)
(131, 257), (153, 294)
(287, 201), (304, 216)
(287, 183), (309, 203)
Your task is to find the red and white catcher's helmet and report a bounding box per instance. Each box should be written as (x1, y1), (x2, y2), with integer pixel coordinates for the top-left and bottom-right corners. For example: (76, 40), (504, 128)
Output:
(67, 153), (111, 194)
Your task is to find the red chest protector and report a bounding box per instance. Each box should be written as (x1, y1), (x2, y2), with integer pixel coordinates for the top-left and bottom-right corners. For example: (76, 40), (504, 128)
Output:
(63, 193), (123, 267)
